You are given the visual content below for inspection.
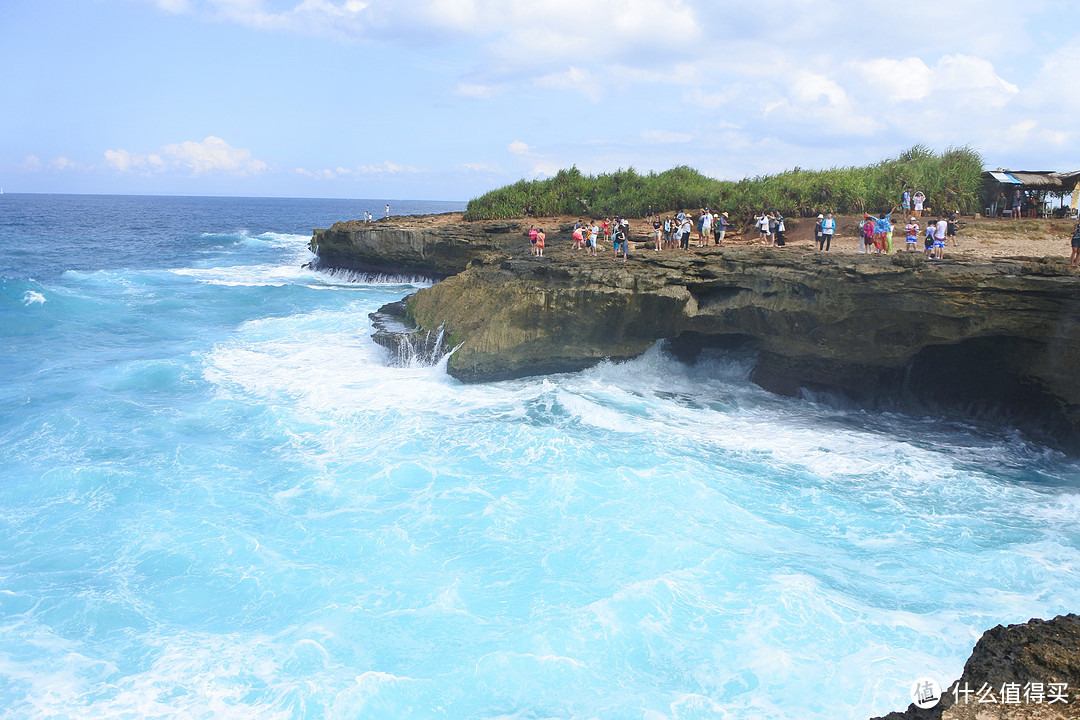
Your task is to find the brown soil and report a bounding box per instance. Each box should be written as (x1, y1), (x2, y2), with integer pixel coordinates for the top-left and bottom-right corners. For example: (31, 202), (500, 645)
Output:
(385, 211), (1079, 263)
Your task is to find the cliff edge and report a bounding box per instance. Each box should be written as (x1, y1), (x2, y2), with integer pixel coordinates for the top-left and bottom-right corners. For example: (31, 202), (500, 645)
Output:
(311, 217), (1080, 449)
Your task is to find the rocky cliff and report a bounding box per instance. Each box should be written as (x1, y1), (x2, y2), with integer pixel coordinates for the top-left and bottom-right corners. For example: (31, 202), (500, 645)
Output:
(872, 614), (1080, 720)
(311, 217), (1080, 449)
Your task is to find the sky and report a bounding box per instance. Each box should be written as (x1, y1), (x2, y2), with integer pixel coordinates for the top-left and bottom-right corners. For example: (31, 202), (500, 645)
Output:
(2, 0), (1079, 201)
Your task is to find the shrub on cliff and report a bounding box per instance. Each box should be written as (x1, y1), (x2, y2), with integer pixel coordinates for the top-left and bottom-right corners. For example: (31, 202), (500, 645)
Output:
(463, 146), (985, 221)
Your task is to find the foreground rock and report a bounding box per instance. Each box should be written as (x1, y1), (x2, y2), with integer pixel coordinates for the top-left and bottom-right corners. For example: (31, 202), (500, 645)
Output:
(873, 614), (1080, 720)
(313, 218), (1080, 449)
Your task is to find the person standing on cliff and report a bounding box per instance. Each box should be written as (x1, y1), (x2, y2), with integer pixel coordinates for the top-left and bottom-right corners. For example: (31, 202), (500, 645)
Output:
(756, 212), (771, 245)
(814, 214), (825, 251)
(905, 217), (919, 252)
(535, 228), (546, 257)
(821, 212), (835, 251)
(528, 225), (538, 256)
(1070, 221), (1080, 267)
(859, 215), (874, 254)
(902, 187), (912, 214)
(716, 212), (729, 246)
(877, 211), (894, 254)
(588, 221), (599, 256)
(933, 215), (947, 259)
(652, 214), (662, 251)
(385, 204), (390, 219)
(913, 191), (925, 218)
(613, 223), (626, 261)
(680, 215), (694, 250)
(700, 209), (713, 247)
(947, 211), (961, 247)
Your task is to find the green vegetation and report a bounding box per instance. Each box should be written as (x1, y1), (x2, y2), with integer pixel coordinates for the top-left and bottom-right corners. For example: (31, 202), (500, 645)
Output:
(463, 145), (985, 221)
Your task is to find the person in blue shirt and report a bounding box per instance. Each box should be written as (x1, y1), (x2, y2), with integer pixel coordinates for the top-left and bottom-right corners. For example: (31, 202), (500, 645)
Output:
(821, 212), (836, 251)
(715, 212), (730, 246)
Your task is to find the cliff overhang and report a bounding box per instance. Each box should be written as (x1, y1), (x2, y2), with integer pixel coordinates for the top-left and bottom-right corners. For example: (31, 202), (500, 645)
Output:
(312, 218), (1080, 450)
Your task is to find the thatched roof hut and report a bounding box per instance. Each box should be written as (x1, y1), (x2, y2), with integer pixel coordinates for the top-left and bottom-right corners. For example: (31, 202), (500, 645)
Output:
(982, 170), (1080, 217)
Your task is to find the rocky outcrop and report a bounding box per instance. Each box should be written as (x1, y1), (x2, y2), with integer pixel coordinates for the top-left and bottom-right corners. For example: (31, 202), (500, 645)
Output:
(873, 614), (1080, 720)
(309, 217), (523, 278)
(313, 218), (1080, 449)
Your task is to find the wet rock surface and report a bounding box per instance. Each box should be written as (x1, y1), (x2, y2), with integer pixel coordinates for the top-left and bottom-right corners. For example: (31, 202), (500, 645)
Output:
(313, 218), (1080, 450)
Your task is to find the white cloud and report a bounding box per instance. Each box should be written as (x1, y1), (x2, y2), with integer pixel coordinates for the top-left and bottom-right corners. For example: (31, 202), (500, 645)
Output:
(354, 161), (419, 174)
(295, 167), (338, 179)
(932, 54), (1018, 96)
(856, 57), (933, 101)
(104, 148), (166, 173)
(105, 137), (265, 176)
(151, 0), (193, 12)
(456, 82), (499, 100)
(19, 155), (88, 173)
(683, 87), (729, 109)
(295, 160), (421, 178)
(789, 70), (848, 108)
(641, 130), (693, 144)
(532, 67), (601, 101)
(508, 140), (533, 156)
(530, 161), (561, 178)
(128, 0), (1080, 185)
(855, 54), (1017, 105)
(162, 136), (266, 175)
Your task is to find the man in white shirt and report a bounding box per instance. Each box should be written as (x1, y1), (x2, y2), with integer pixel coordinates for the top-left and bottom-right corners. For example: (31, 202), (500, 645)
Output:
(934, 216), (947, 259)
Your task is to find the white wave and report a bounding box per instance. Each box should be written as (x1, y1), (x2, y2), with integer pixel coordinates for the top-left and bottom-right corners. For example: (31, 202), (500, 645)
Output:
(0, 627), (305, 720)
(251, 231), (310, 247)
(21, 290), (45, 306)
(308, 266), (434, 287)
(172, 263), (312, 287)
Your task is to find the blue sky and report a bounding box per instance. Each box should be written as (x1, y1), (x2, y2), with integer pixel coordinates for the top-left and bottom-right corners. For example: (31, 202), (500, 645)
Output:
(2, 0), (1078, 201)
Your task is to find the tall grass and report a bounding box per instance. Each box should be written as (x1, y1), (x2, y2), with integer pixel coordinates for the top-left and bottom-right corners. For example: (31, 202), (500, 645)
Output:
(463, 145), (985, 221)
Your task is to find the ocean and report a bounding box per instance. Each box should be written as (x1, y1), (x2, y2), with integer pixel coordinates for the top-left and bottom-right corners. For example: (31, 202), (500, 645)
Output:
(1, 194), (1078, 719)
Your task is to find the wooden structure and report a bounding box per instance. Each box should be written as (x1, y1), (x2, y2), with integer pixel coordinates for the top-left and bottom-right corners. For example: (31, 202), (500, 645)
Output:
(982, 170), (1080, 218)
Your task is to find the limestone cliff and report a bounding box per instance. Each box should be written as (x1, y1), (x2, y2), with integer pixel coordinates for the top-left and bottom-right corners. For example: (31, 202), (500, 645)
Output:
(312, 217), (1080, 449)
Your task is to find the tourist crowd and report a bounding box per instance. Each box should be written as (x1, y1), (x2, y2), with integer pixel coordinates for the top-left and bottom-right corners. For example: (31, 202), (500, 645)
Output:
(518, 188), (1059, 261)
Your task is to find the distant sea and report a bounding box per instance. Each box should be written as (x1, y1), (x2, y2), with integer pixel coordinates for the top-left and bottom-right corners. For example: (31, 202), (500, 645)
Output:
(1, 194), (1078, 719)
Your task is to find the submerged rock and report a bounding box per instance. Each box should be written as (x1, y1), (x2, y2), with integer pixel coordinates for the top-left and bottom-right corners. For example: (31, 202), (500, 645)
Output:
(369, 300), (449, 367)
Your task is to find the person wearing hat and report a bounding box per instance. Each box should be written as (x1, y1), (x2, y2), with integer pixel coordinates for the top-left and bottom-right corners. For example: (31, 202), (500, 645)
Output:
(905, 217), (920, 251)
(814, 214), (825, 251)
(715, 211), (729, 246)
(860, 214), (875, 254)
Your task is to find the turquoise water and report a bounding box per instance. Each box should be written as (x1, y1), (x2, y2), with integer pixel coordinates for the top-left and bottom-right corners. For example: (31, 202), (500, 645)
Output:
(1, 195), (1078, 719)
